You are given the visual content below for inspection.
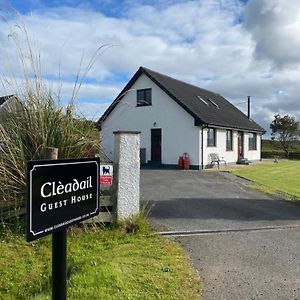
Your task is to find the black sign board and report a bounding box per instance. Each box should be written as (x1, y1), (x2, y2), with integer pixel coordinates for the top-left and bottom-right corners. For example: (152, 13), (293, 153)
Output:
(27, 157), (100, 241)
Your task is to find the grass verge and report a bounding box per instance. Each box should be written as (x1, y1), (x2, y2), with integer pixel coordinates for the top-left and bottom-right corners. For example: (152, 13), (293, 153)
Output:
(0, 219), (202, 300)
(233, 160), (300, 201)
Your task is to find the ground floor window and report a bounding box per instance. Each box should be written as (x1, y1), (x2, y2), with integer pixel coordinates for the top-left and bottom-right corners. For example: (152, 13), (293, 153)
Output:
(248, 132), (257, 150)
(207, 128), (216, 147)
(226, 129), (233, 151)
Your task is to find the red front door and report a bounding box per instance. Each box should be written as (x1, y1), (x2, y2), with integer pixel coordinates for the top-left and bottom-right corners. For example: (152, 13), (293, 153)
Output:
(237, 131), (244, 161)
(151, 129), (161, 162)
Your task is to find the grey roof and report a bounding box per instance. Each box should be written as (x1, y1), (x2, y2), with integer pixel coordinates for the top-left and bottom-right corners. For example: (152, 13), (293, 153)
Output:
(99, 67), (265, 132)
(0, 95), (14, 106)
(0, 96), (7, 106)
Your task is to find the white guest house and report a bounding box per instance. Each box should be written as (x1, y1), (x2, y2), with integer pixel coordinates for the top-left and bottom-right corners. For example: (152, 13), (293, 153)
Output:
(99, 67), (265, 169)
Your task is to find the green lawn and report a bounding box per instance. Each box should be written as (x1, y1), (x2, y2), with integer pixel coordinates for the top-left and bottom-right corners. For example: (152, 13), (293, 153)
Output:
(0, 221), (202, 300)
(233, 161), (300, 199)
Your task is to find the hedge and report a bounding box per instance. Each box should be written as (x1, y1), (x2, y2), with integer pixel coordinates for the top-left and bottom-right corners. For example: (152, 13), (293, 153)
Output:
(262, 151), (300, 160)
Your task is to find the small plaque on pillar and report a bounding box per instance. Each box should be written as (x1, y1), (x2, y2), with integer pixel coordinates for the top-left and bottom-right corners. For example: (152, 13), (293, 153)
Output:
(100, 164), (113, 185)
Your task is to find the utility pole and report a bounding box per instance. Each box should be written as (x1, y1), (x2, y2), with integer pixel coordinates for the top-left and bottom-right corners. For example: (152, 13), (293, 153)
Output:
(247, 96), (251, 119)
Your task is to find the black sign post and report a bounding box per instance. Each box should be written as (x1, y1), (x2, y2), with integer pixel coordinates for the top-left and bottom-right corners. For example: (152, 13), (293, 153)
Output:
(53, 229), (67, 300)
(27, 157), (100, 300)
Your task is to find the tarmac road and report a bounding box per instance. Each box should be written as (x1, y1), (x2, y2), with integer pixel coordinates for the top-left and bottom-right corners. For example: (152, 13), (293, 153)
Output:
(140, 169), (300, 300)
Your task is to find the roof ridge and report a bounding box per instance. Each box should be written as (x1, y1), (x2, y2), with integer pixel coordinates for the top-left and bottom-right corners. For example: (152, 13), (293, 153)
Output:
(140, 66), (218, 97)
(99, 67), (265, 133)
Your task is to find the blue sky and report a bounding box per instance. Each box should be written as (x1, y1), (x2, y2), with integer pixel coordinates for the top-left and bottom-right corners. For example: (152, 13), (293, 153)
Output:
(1, 0), (300, 134)
(10, 0), (125, 15)
(9, 0), (201, 17)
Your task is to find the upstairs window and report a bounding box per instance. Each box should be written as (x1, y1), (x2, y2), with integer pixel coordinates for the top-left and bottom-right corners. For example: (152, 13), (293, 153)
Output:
(137, 88), (152, 106)
(248, 132), (257, 150)
(226, 130), (233, 151)
(207, 128), (216, 147)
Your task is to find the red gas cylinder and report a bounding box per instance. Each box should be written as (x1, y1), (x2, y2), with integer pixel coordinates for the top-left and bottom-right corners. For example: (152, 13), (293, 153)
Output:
(183, 154), (190, 170)
(178, 156), (184, 169)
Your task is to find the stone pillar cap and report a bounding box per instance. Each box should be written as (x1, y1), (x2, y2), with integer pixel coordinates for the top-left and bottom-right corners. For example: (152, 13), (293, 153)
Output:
(113, 131), (141, 135)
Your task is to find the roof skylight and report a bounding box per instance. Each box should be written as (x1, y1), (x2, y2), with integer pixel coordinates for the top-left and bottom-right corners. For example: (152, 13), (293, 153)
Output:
(207, 98), (219, 109)
(197, 95), (208, 105)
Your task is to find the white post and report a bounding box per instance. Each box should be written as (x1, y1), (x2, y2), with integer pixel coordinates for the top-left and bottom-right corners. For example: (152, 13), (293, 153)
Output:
(113, 131), (141, 219)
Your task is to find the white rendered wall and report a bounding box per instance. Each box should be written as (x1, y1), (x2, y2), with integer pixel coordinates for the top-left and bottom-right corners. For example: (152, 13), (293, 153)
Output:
(243, 132), (261, 161)
(202, 128), (261, 166)
(202, 128), (238, 166)
(101, 74), (201, 166)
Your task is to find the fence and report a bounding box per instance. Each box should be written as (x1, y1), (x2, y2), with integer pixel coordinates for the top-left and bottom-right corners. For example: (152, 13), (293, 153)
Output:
(86, 186), (116, 224)
(0, 206), (25, 221)
(0, 189), (117, 224)
(1, 131), (140, 223)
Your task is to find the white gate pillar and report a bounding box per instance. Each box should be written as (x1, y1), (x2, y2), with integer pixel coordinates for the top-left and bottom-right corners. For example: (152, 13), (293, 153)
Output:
(113, 131), (140, 219)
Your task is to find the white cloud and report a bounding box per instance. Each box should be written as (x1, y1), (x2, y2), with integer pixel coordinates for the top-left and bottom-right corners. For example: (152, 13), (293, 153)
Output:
(76, 101), (112, 120)
(244, 0), (300, 69)
(0, 0), (299, 133)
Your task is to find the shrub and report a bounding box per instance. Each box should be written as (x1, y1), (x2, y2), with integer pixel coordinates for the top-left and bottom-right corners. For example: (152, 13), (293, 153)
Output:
(261, 150), (286, 159)
(288, 152), (300, 160)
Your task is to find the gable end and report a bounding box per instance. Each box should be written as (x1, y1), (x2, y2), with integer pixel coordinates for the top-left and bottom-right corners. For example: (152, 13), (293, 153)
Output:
(98, 67), (205, 128)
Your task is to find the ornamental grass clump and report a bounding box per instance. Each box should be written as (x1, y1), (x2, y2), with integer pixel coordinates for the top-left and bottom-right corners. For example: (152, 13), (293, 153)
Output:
(0, 22), (100, 220)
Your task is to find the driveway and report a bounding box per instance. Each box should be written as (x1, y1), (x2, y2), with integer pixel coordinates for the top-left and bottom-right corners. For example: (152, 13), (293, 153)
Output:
(140, 169), (300, 300)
